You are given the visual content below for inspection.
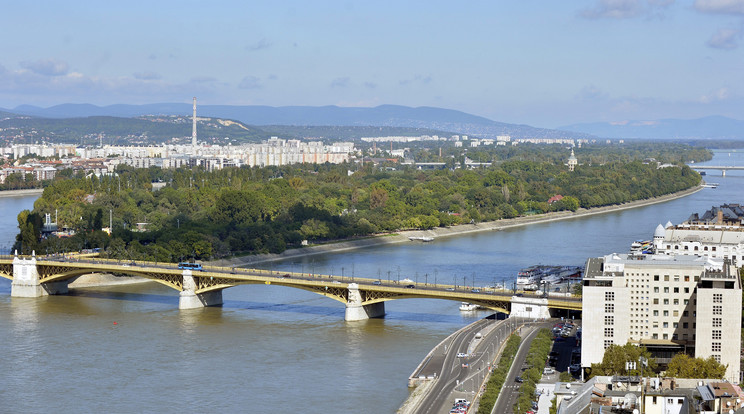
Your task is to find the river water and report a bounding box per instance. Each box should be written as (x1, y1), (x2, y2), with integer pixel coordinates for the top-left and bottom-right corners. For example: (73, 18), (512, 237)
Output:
(0, 151), (741, 413)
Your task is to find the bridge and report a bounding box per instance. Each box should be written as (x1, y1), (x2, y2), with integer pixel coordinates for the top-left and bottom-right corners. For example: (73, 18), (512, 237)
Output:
(689, 165), (744, 176)
(0, 252), (581, 321)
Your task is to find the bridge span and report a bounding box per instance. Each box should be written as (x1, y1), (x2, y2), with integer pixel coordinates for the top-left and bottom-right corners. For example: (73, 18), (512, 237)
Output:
(689, 165), (744, 176)
(0, 252), (581, 321)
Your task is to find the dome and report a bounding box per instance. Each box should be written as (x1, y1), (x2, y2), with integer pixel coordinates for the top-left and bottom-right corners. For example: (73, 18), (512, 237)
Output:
(654, 224), (665, 238)
(665, 220), (673, 228)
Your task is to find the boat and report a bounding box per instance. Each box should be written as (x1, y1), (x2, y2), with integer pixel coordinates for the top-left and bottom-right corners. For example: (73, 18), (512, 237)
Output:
(408, 236), (435, 242)
(516, 265), (583, 290)
(459, 302), (480, 311)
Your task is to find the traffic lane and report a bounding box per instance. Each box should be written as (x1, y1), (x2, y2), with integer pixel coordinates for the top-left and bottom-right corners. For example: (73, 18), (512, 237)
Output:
(491, 322), (553, 414)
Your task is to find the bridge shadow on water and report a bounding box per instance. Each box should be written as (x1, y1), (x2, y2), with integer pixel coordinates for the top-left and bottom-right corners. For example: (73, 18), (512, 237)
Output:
(62, 289), (484, 325)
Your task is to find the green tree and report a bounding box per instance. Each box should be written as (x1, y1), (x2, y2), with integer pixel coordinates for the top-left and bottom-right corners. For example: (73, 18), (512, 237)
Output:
(665, 354), (727, 379)
(588, 343), (656, 378)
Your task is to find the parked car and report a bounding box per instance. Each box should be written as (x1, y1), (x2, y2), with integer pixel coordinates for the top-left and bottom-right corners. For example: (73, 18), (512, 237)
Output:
(373, 280), (381, 285)
(515, 376), (524, 383)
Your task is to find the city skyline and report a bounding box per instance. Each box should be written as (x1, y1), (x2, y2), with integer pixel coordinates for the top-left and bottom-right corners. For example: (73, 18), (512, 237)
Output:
(1, 1), (743, 128)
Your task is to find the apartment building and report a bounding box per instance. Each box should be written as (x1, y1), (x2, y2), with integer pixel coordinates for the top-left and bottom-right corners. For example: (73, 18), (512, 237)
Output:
(581, 253), (741, 383)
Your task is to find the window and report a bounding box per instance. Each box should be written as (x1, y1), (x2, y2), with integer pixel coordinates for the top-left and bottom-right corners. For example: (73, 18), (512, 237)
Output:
(663, 334), (669, 339)
(683, 322), (688, 328)
(604, 340), (613, 349)
(684, 299), (689, 305)
(684, 287), (689, 294)
(713, 305), (722, 315)
(712, 343), (721, 352)
(712, 330), (721, 340)
(664, 287), (670, 293)
(654, 275), (659, 281)
(605, 292), (615, 301)
(684, 276), (690, 282)
(663, 322), (668, 328)
(663, 299), (669, 305)
(673, 310), (679, 317)
(663, 310), (669, 316)
(673, 322), (678, 328)
(678, 399), (684, 405)
(683, 311), (688, 317)
(674, 276), (679, 282)
(653, 298), (659, 305)
(673, 287), (679, 293)
(652, 333), (658, 339)
(712, 318), (722, 327)
(664, 275), (670, 281)
(605, 304), (614, 313)
(604, 328), (614, 337)
(674, 299), (679, 305)
(654, 287), (659, 293)
(605, 316), (614, 325)
(713, 355), (720, 363)
(653, 310), (659, 316)
(713, 293), (722, 303)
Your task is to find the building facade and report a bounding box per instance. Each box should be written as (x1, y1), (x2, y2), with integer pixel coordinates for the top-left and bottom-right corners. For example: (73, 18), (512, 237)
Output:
(581, 253), (741, 383)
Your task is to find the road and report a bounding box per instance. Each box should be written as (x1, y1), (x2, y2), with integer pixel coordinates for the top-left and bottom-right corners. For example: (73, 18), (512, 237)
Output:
(413, 317), (524, 414)
(490, 321), (552, 414)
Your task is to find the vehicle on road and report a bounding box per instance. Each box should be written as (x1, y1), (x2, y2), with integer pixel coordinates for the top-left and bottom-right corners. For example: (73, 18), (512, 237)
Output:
(446, 287), (455, 291)
(569, 363), (581, 372)
(373, 280), (381, 285)
(515, 376), (524, 383)
(178, 262), (203, 271)
(456, 352), (468, 358)
(281, 273), (291, 278)
(471, 289), (480, 293)
(543, 367), (555, 375)
(405, 284), (415, 288)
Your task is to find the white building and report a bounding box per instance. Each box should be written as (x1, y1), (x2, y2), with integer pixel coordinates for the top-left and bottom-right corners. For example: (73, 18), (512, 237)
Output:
(581, 253), (741, 383)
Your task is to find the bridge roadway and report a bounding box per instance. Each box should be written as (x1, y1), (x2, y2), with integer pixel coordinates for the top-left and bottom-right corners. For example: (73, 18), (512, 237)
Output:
(0, 253), (581, 320)
(689, 165), (744, 176)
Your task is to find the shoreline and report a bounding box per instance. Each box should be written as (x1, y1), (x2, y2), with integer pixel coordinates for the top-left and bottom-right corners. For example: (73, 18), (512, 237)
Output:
(0, 188), (44, 198)
(221, 183), (704, 267)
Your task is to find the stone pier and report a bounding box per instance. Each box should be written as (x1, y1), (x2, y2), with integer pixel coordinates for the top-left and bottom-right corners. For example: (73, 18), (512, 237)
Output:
(11, 251), (68, 297)
(345, 283), (385, 321)
(179, 271), (223, 309)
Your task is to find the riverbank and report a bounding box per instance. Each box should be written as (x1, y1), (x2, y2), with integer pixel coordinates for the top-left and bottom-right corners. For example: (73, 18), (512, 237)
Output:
(0, 188), (44, 198)
(222, 183), (704, 267)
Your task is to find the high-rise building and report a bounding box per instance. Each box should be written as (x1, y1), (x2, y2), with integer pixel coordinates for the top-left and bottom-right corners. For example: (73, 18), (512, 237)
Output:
(581, 253), (741, 383)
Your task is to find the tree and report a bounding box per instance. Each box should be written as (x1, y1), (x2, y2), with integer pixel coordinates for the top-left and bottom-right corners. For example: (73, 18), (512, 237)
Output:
(588, 343), (656, 378)
(665, 354), (727, 379)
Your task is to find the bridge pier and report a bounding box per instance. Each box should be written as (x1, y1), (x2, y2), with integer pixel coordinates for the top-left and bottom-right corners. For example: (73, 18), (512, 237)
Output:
(510, 296), (550, 319)
(11, 251), (68, 297)
(179, 271), (223, 309)
(345, 283), (385, 321)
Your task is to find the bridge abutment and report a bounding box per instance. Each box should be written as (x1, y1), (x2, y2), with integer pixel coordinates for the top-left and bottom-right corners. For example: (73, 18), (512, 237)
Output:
(11, 251), (69, 297)
(510, 296), (550, 319)
(179, 271), (223, 309)
(345, 283), (385, 321)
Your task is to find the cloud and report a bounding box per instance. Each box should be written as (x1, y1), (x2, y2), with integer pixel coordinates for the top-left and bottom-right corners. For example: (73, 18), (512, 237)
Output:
(699, 87), (730, 103)
(133, 71), (161, 80)
(579, 0), (674, 19)
(399, 74), (432, 86)
(330, 77), (350, 88)
(238, 75), (262, 89)
(19, 58), (69, 76)
(694, 0), (744, 14)
(364, 82), (377, 89)
(707, 27), (742, 48)
(576, 85), (610, 101)
(246, 38), (272, 51)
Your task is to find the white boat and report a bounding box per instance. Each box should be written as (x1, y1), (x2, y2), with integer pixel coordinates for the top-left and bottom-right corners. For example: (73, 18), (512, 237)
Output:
(516, 265), (582, 290)
(409, 236), (435, 242)
(459, 302), (480, 311)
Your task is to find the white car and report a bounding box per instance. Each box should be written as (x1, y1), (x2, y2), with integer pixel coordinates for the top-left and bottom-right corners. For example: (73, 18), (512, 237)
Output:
(456, 352), (468, 358)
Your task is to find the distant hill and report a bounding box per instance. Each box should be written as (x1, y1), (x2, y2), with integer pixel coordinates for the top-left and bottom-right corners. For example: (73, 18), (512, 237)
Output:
(560, 116), (744, 140)
(7, 103), (595, 140)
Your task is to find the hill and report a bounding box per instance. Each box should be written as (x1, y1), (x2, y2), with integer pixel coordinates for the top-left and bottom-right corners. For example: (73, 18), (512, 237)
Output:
(560, 116), (744, 140)
(6, 103), (595, 140)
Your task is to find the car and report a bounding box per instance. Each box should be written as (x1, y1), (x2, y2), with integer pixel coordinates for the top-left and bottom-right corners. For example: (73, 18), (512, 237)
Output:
(471, 289), (480, 293)
(405, 284), (415, 288)
(549, 351), (559, 357)
(456, 352), (468, 358)
(372, 280), (381, 285)
(446, 287), (455, 291)
(515, 376), (524, 383)
(569, 363), (581, 372)
(543, 367), (555, 374)
(282, 273), (291, 278)
(332, 280), (341, 284)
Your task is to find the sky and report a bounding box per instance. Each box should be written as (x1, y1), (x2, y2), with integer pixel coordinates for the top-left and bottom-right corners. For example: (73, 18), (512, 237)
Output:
(0, 0), (743, 128)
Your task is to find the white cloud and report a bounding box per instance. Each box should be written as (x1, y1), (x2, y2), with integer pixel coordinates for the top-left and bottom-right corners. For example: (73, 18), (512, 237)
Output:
(19, 58), (69, 76)
(238, 76), (262, 89)
(699, 87), (730, 103)
(579, 0), (674, 19)
(694, 0), (744, 14)
(707, 27), (742, 48)
(133, 71), (161, 80)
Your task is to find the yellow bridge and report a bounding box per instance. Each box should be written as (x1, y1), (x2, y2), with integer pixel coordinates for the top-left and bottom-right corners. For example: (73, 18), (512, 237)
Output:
(0, 253), (582, 321)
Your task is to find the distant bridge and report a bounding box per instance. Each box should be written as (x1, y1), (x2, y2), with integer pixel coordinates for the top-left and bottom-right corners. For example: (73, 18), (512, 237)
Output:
(689, 165), (744, 176)
(0, 253), (581, 320)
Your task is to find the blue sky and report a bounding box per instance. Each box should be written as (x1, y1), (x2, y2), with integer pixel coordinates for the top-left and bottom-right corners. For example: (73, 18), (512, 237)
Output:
(1, 0), (743, 128)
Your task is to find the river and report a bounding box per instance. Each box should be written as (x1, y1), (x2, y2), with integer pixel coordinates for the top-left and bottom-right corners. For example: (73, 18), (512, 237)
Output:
(0, 150), (741, 413)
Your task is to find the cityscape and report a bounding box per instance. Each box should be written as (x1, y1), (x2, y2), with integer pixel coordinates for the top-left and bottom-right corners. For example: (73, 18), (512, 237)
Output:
(2, 2), (744, 414)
